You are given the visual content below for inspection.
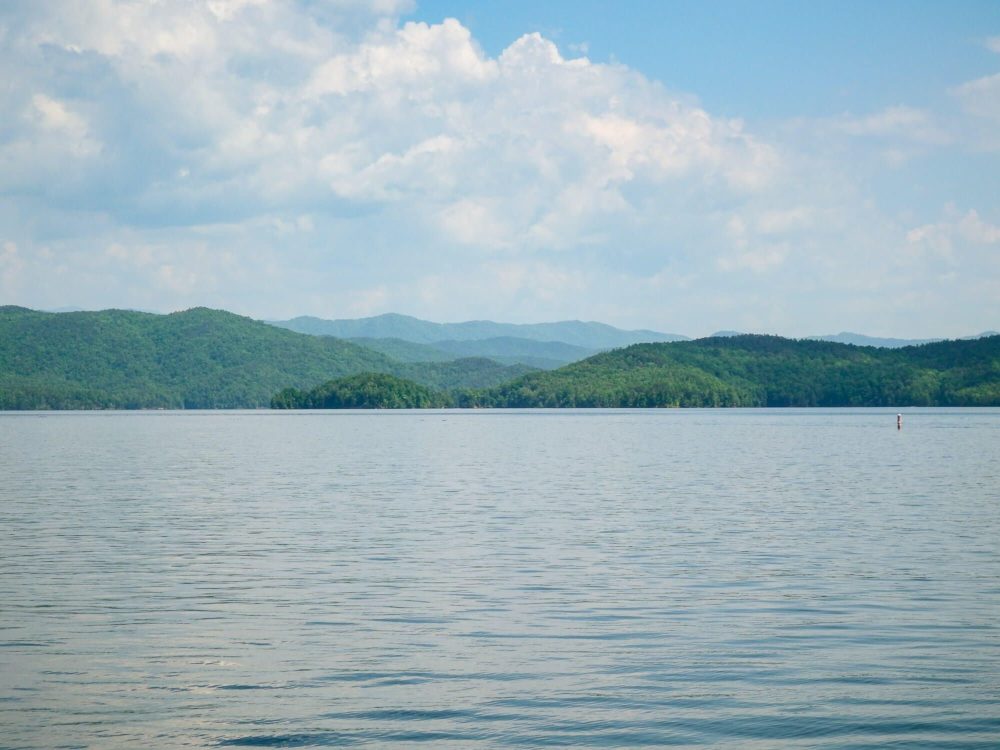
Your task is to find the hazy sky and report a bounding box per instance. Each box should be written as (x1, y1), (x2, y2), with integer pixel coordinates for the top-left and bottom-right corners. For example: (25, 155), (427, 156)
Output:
(1, 0), (998, 336)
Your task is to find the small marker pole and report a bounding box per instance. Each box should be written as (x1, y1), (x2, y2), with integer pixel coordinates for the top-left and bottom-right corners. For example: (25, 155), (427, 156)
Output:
(897, 413), (902, 430)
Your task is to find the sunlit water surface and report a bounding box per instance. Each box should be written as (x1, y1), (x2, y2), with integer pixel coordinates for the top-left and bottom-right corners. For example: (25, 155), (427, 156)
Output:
(1, 409), (999, 748)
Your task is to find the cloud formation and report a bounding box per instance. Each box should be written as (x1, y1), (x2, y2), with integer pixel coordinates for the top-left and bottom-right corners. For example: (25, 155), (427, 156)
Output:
(0, 1), (997, 336)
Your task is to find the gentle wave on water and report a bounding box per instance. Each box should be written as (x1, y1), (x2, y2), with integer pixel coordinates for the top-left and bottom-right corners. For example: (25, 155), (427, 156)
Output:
(1, 409), (999, 748)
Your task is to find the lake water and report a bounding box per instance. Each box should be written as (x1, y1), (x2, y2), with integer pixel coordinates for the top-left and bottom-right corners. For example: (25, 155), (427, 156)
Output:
(1, 409), (999, 749)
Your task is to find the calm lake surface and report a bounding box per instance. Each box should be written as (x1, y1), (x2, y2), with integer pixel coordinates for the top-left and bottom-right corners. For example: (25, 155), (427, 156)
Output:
(1, 409), (999, 749)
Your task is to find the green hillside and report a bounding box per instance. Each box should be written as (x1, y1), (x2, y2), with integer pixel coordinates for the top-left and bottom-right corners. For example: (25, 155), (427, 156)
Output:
(347, 337), (456, 362)
(5, 308), (997, 410)
(0, 307), (534, 409)
(347, 334), (596, 369)
(0, 306), (398, 408)
(426, 337), (598, 368)
(394, 358), (536, 391)
(272, 373), (449, 409)
(461, 335), (1000, 407)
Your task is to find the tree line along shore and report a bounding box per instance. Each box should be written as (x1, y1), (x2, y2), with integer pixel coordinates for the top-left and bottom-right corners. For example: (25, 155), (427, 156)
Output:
(2, 306), (998, 409)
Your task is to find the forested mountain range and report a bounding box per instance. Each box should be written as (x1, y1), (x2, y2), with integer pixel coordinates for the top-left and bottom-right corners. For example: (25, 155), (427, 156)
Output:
(274, 333), (1000, 409)
(344, 337), (455, 363)
(3, 306), (998, 409)
(0, 307), (530, 409)
(268, 312), (687, 348)
(273, 314), (998, 370)
(461, 334), (1000, 408)
(347, 336), (598, 369)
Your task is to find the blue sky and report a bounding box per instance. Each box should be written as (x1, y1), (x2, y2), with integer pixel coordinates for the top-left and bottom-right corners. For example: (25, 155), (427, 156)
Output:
(415, 1), (998, 118)
(1, 0), (998, 336)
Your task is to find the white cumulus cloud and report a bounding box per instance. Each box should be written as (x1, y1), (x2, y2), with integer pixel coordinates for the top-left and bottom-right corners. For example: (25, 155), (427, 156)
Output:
(0, 1), (996, 336)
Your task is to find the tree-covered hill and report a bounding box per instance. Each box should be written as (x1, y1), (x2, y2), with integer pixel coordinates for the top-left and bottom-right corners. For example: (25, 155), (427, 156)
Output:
(424, 337), (598, 369)
(271, 373), (449, 409)
(0, 307), (534, 409)
(346, 337), (456, 363)
(394, 358), (536, 391)
(0, 306), (400, 408)
(347, 334), (597, 369)
(461, 334), (1000, 408)
(5, 308), (997, 409)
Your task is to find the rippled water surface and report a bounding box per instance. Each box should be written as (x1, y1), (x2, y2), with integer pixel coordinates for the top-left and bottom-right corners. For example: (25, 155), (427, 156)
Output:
(2, 409), (999, 748)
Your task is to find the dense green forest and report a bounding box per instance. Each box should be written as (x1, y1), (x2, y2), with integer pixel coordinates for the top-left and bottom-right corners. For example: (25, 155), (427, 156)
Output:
(0, 307), (531, 409)
(425, 337), (597, 369)
(346, 337), (456, 362)
(3, 307), (998, 409)
(347, 335), (596, 369)
(459, 334), (1000, 407)
(393, 358), (535, 391)
(272, 373), (449, 409)
(271, 334), (1000, 410)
